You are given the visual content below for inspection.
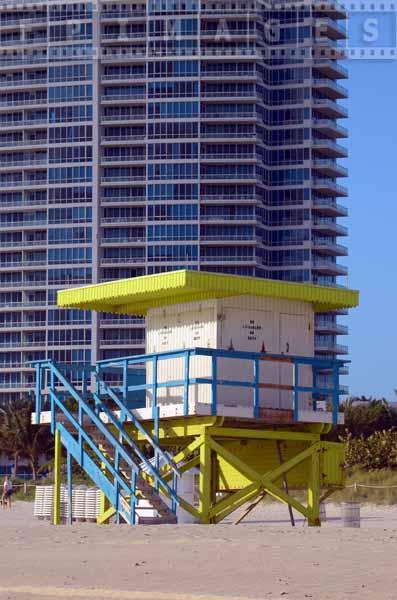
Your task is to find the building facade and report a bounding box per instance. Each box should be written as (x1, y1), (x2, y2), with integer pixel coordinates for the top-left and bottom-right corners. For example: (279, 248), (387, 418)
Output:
(0, 0), (348, 402)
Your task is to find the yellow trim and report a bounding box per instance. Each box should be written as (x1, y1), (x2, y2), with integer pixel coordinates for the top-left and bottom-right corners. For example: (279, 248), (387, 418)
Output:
(57, 269), (359, 315)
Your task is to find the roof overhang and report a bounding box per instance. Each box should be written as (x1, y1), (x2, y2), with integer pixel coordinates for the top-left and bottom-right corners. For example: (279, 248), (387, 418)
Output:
(57, 270), (359, 316)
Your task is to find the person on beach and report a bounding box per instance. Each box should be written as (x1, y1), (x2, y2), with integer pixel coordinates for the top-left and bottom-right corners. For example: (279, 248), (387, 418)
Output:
(2, 475), (13, 510)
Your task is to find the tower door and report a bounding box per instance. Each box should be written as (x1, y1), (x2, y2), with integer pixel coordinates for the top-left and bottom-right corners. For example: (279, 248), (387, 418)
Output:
(279, 313), (312, 410)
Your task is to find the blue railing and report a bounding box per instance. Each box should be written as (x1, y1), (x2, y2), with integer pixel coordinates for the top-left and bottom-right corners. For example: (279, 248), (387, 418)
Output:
(97, 347), (346, 426)
(33, 360), (180, 523)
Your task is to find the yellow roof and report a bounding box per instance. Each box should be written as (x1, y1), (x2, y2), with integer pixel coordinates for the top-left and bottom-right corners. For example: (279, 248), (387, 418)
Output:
(57, 270), (359, 315)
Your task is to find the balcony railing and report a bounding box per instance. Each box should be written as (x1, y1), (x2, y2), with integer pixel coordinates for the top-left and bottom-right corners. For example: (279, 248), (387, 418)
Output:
(312, 159), (348, 177)
(312, 258), (348, 275)
(0, 77), (47, 89)
(313, 78), (348, 97)
(101, 73), (146, 81)
(312, 118), (348, 137)
(312, 138), (348, 157)
(312, 238), (348, 255)
(102, 237), (145, 244)
(101, 175), (145, 183)
(101, 94), (145, 102)
(313, 217), (348, 235)
(201, 70), (256, 78)
(101, 10), (146, 19)
(101, 195), (146, 203)
(313, 178), (348, 196)
(313, 98), (348, 118)
(312, 197), (348, 216)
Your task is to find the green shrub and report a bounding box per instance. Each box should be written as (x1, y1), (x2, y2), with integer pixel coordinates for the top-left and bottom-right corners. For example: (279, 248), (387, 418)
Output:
(343, 429), (397, 470)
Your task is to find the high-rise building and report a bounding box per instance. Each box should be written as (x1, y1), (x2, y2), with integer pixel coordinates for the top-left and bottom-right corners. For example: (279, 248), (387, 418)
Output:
(0, 0), (348, 402)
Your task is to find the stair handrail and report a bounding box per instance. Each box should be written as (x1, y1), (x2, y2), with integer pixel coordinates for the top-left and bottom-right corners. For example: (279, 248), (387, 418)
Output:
(34, 373), (140, 513)
(33, 359), (179, 508)
(34, 359), (141, 476)
(93, 388), (180, 504)
(97, 380), (181, 478)
(53, 406), (136, 502)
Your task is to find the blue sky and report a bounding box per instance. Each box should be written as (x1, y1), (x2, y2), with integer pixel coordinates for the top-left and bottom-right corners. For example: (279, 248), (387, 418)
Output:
(343, 58), (397, 401)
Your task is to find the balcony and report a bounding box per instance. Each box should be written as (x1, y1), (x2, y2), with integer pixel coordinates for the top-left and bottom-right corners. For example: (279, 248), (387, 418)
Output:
(101, 215), (145, 223)
(312, 237), (348, 256)
(100, 257), (145, 265)
(101, 51), (146, 63)
(0, 77), (47, 89)
(0, 119), (47, 130)
(312, 0), (347, 19)
(312, 159), (347, 177)
(201, 112), (256, 121)
(312, 177), (347, 197)
(0, 56), (48, 68)
(200, 153), (256, 161)
(315, 341), (348, 355)
(200, 194), (257, 203)
(200, 214), (255, 222)
(201, 90), (256, 100)
(312, 258), (348, 276)
(101, 73), (146, 82)
(200, 131), (256, 140)
(101, 93), (145, 103)
(201, 69), (256, 79)
(312, 197), (348, 217)
(200, 235), (256, 243)
(313, 38), (346, 60)
(100, 338), (144, 347)
(313, 59), (348, 80)
(200, 172), (256, 181)
(101, 155), (146, 165)
(0, 320), (46, 329)
(0, 259), (47, 269)
(200, 255), (256, 263)
(0, 138), (47, 149)
(315, 321), (349, 335)
(101, 134), (145, 143)
(101, 175), (145, 184)
(0, 239), (46, 249)
(312, 119), (347, 138)
(101, 114), (146, 124)
(313, 98), (348, 118)
(100, 317), (144, 326)
(101, 195), (146, 204)
(101, 10), (146, 20)
(201, 47), (258, 57)
(0, 219), (47, 228)
(201, 29), (257, 39)
(0, 158), (47, 169)
(102, 237), (145, 245)
(313, 78), (348, 99)
(313, 217), (348, 236)
(101, 33), (147, 42)
(0, 17), (47, 29)
(315, 17), (347, 40)
(312, 138), (348, 158)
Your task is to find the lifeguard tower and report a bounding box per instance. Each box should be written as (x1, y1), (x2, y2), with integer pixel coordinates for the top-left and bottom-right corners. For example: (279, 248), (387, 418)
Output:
(33, 270), (358, 526)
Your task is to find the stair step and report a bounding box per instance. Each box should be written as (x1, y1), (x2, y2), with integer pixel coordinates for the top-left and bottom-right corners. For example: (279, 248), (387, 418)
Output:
(138, 516), (178, 525)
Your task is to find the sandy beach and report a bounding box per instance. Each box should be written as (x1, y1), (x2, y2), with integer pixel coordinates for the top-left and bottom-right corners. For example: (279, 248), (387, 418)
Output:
(0, 502), (396, 600)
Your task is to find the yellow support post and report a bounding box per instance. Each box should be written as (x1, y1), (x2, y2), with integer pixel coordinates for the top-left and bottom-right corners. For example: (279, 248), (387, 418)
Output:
(307, 446), (321, 526)
(53, 428), (61, 526)
(98, 447), (111, 525)
(199, 432), (212, 523)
